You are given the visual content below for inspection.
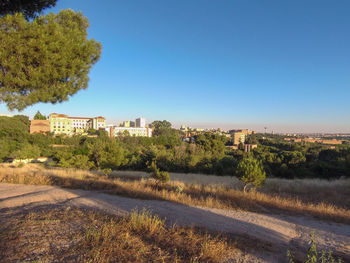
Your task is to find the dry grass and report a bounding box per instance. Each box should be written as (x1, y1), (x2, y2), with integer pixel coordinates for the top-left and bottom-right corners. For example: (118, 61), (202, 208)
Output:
(0, 207), (233, 263)
(112, 170), (350, 207)
(1, 163), (349, 224)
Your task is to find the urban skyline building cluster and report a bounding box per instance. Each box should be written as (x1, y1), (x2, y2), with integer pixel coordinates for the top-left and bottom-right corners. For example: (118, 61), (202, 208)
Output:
(106, 117), (152, 138)
(30, 114), (153, 138)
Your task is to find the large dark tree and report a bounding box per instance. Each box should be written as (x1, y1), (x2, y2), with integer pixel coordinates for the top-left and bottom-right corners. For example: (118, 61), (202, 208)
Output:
(0, 0), (57, 20)
(0, 10), (102, 110)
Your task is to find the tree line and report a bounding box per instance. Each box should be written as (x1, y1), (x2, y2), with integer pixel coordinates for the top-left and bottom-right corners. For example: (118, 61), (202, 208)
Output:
(1, 115), (349, 180)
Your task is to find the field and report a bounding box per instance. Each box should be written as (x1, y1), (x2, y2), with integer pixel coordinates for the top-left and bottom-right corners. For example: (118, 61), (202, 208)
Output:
(1, 164), (349, 223)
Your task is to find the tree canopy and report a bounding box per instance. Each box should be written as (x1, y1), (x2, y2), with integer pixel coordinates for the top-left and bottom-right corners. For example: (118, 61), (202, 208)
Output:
(236, 155), (266, 192)
(0, 0), (57, 20)
(151, 120), (172, 136)
(34, 111), (46, 120)
(0, 9), (101, 110)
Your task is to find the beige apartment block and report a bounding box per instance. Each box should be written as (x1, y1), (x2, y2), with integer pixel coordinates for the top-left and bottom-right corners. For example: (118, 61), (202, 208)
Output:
(49, 113), (106, 135)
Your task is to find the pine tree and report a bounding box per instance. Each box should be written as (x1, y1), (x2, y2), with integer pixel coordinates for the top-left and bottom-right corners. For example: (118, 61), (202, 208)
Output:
(0, 0), (57, 20)
(34, 111), (46, 120)
(236, 155), (266, 192)
(0, 10), (101, 110)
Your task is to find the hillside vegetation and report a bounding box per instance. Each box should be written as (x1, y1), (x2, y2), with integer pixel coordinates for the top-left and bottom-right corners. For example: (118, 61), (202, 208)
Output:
(1, 115), (350, 180)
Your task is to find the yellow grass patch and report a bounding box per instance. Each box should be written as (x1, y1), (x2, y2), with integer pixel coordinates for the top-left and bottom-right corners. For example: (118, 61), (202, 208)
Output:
(1, 163), (349, 224)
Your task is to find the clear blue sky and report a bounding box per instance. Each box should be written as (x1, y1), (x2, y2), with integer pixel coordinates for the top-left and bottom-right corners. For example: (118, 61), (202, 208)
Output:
(1, 0), (350, 133)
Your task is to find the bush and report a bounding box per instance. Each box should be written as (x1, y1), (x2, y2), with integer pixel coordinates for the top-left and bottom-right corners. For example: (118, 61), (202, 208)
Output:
(287, 233), (343, 263)
(148, 161), (170, 183)
(236, 155), (266, 192)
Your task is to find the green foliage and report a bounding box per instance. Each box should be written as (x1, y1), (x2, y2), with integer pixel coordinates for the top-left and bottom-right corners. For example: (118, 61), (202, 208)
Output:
(60, 154), (94, 170)
(245, 135), (258, 144)
(194, 132), (227, 157)
(33, 111), (46, 120)
(0, 10), (101, 110)
(287, 233), (342, 263)
(148, 161), (170, 183)
(151, 120), (172, 136)
(87, 128), (97, 135)
(10, 143), (41, 159)
(236, 155), (266, 192)
(0, 0), (57, 19)
(0, 114), (349, 179)
(152, 120), (172, 129)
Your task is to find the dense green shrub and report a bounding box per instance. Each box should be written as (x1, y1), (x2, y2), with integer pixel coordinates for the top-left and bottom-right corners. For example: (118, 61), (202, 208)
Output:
(236, 156), (266, 192)
(148, 161), (170, 183)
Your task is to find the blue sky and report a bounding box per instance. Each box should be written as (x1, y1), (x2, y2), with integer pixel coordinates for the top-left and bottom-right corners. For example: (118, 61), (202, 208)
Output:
(1, 0), (350, 133)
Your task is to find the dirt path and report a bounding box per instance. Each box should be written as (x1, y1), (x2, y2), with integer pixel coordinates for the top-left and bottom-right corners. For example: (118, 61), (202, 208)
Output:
(1, 183), (349, 262)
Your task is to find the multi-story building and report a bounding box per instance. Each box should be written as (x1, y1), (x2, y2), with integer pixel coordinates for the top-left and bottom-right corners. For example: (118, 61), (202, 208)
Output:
(107, 126), (152, 137)
(106, 117), (152, 137)
(92, 116), (106, 130)
(244, 144), (258, 152)
(49, 113), (72, 135)
(49, 113), (106, 135)
(70, 116), (92, 132)
(136, 118), (146, 128)
(229, 129), (252, 135)
(232, 132), (246, 145)
(120, 120), (131, 127)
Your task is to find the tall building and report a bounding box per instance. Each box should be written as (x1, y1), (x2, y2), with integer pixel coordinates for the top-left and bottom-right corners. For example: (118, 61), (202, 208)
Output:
(136, 117), (146, 128)
(120, 120), (131, 127)
(232, 132), (246, 145)
(229, 129), (252, 135)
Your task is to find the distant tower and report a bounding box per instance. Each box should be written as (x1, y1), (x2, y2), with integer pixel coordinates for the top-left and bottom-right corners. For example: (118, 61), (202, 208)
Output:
(136, 117), (146, 128)
(264, 127), (267, 134)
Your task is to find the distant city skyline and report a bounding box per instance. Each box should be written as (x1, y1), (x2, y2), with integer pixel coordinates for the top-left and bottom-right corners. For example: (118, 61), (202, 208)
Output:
(1, 109), (349, 134)
(1, 0), (350, 133)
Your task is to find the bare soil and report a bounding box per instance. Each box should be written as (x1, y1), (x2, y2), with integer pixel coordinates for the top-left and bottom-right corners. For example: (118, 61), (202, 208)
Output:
(1, 183), (349, 263)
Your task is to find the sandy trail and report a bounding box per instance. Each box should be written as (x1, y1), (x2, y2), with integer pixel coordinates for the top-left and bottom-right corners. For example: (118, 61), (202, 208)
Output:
(1, 183), (349, 263)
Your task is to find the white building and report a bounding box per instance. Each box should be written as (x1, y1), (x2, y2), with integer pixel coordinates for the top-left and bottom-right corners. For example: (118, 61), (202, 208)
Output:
(69, 117), (91, 130)
(106, 126), (152, 137)
(69, 116), (106, 132)
(91, 117), (106, 130)
(136, 117), (146, 128)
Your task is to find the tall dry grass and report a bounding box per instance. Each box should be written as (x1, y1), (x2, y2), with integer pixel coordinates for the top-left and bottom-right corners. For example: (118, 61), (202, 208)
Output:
(113, 170), (350, 207)
(0, 207), (232, 262)
(1, 163), (349, 224)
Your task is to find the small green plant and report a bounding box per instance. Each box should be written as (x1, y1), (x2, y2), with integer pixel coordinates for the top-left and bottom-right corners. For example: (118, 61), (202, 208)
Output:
(147, 161), (170, 183)
(287, 232), (342, 263)
(17, 163), (25, 168)
(175, 185), (184, 194)
(236, 155), (266, 192)
(102, 168), (112, 177)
